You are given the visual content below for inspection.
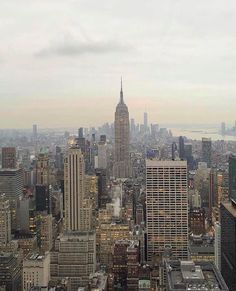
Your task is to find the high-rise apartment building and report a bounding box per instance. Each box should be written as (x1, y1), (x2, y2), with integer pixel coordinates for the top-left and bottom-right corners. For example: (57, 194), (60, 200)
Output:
(0, 194), (11, 245)
(2, 147), (16, 169)
(202, 137), (212, 168)
(146, 160), (188, 261)
(113, 80), (130, 178)
(64, 146), (92, 231)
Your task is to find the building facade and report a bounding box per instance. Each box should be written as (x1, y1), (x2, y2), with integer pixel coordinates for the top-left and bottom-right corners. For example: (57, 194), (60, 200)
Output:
(146, 160), (188, 261)
(0, 194), (11, 245)
(23, 252), (50, 291)
(64, 146), (92, 231)
(113, 80), (130, 178)
(1, 147), (16, 169)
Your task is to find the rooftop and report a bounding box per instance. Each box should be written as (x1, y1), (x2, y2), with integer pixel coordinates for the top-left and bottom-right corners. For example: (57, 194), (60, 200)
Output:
(166, 260), (229, 291)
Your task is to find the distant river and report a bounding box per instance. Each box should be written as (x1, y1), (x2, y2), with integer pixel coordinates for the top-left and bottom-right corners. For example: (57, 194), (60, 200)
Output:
(170, 127), (236, 141)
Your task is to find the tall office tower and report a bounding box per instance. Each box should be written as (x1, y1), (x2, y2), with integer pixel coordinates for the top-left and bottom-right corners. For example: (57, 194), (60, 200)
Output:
(144, 112), (148, 132)
(35, 185), (51, 213)
(221, 154), (236, 290)
(215, 222), (221, 271)
(130, 118), (135, 138)
(36, 213), (53, 253)
(64, 146), (92, 231)
(221, 202), (236, 290)
(36, 153), (50, 185)
(179, 136), (185, 160)
(221, 122), (226, 135)
(51, 231), (96, 290)
(95, 168), (108, 208)
(146, 160), (188, 262)
(2, 147), (16, 169)
(0, 168), (23, 231)
(202, 138), (212, 168)
(171, 142), (177, 160)
(16, 197), (29, 232)
(97, 136), (108, 170)
(0, 194), (11, 245)
(33, 124), (38, 153)
(33, 124), (38, 140)
(229, 153), (236, 203)
(78, 127), (84, 139)
(114, 80), (130, 178)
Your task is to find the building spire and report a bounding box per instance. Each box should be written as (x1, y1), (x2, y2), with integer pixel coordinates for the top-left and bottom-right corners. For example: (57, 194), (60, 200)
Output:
(120, 76), (124, 103)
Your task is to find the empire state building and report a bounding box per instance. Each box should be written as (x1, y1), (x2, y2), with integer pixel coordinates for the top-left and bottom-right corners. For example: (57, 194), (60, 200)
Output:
(113, 80), (130, 178)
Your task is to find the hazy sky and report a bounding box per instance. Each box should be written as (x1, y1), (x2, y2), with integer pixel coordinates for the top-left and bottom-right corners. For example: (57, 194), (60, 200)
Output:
(1, 0), (236, 128)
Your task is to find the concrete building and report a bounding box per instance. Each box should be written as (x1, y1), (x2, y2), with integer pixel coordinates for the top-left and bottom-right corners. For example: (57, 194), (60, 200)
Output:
(1, 147), (16, 169)
(36, 213), (53, 254)
(179, 136), (185, 160)
(221, 201), (236, 290)
(64, 146), (92, 231)
(202, 138), (212, 168)
(16, 197), (29, 232)
(23, 252), (50, 291)
(215, 222), (221, 271)
(189, 208), (205, 235)
(97, 137), (108, 170)
(113, 79), (130, 178)
(0, 168), (23, 231)
(165, 260), (228, 291)
(146, 160), (188, 261)
(36, 153), (50, 185)
(98, 222), (130, 267)
(0, 194), (11, 245)
(0, 252), (22, 291)
(50, 231), (96, 291)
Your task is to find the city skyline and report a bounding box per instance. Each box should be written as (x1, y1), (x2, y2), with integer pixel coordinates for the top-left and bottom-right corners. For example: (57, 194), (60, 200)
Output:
(1, 0), (236, 128)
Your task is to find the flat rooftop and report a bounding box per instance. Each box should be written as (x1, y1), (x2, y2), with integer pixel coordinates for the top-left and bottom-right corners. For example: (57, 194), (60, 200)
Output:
(166, 260), (229, 291)
(146, 159), (187, 167)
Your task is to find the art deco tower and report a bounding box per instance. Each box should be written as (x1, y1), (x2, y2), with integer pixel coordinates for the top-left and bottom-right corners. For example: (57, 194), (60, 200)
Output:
(114, 79), (130, 178)
(64, 145), (92, 231)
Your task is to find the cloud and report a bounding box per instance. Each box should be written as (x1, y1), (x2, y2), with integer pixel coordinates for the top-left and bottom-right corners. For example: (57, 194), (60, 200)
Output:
(35, 37), (132, 57)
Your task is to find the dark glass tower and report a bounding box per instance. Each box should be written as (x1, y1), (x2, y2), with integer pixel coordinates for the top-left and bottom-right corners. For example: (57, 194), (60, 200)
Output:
(229, 154), (236, 204)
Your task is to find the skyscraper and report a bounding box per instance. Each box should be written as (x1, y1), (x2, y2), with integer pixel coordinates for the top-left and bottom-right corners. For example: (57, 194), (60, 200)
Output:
(64, 145), (92, 231)
(229, 153), (236, 204)
(0, 168), (23, 231)
(114, 79), (130, 178)
(179, 136), (185, 160)
(146, 160), (188, 261)
(221, 201), (236, 290)
(0, 194), (11, 245)
(144, 112), (148, 132)
(202, 138), (212, 167)
(36, 153), (50, 185)
(2, 147), (16, 169)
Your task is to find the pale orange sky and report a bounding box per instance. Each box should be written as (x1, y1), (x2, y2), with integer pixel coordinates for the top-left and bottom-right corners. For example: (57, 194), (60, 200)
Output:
(1, 0), (236, 128)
